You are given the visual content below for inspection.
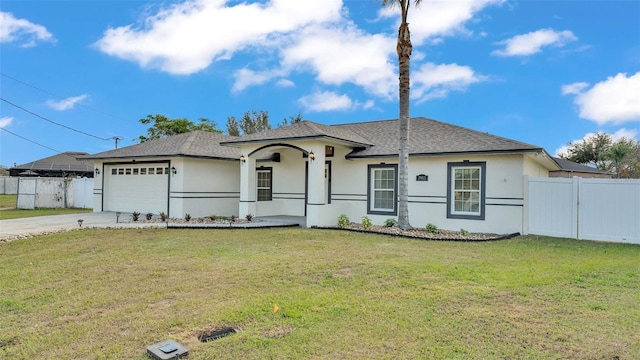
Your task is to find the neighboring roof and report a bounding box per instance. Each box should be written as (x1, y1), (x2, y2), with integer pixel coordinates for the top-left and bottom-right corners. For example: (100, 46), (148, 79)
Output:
(552, 157), (611, 174)
(82, 131), (240, 160)
(220, 121), (373, 147)
(11, 152), (93, 173)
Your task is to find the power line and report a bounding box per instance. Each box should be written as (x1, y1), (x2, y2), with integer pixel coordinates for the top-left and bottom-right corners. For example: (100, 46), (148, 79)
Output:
(0, 127), (63, 154)
(0, 72), (126, 121)
(0, 97), (111, 141)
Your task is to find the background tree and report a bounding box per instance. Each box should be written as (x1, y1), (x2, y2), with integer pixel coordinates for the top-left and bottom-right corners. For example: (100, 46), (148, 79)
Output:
(382, 0), (421, 230)
(560, 132), (640, 178)
(138, 114), (220, 142)
(278, 111), (304, 127)
(226, 110), (272, 136)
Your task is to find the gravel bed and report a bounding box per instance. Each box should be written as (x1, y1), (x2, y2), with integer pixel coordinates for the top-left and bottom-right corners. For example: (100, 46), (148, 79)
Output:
(321, 223), (519, 241)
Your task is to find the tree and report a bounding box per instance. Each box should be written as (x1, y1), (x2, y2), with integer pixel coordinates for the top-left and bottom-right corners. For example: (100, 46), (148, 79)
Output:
(226, 110), (272, 136)
(138, 114), (220, 142)
(382, 0), (421, 230)
(278, 111), (304, 127)
(560, 132), (640, 178)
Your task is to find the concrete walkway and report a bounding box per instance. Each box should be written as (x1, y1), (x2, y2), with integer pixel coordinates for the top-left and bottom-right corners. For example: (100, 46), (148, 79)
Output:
(0, 212), (302, 241)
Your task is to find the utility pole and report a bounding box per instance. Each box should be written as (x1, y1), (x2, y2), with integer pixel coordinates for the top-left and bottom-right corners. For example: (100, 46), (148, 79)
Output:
(113, 136), (122, 149)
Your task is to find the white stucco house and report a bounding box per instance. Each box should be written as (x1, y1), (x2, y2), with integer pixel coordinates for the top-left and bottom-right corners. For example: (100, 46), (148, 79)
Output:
(85, 117), (561, 234)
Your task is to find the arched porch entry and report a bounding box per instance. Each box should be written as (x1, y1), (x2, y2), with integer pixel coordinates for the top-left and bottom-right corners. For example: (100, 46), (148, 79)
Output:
(239, 142), (331, 227)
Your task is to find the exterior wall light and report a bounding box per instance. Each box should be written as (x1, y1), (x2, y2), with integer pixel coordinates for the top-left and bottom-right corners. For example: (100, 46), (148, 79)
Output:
(240, 155), (246, 163)
(95, 168), (100, 174)
(309, 151), (316, 161)
(171, 166), (177, 175)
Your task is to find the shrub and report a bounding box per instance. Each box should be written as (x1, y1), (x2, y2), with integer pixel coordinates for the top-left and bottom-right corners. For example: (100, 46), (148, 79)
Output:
(384, 218), (397, 227)
(230, 215), (237, 223)
(460, 228), (468, 236)
(145, 212), (153, 221)
(426, 223), (439, 234)
(337, 214), (350, 228)
(245, 214), (253, 222)
(159, 211), (167, 222)
(361, 216), (372, 230)
(185, 213), (191, 222)
(131, 211), (140, 222)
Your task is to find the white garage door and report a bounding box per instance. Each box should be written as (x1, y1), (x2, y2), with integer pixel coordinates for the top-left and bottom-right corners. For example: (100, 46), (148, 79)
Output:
(104, 163), (169, 214)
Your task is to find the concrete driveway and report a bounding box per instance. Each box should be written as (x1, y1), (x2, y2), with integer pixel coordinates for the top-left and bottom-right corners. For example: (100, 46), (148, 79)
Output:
(0, 212), (162, 241)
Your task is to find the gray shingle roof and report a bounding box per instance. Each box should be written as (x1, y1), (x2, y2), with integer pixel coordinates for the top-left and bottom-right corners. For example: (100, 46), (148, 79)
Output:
(83, 131), (240, 160)
(337, 117), (543, 157)
(220, 121), (372, 147)
(552, 157), (610, 174)
(11, 152), (93, 172)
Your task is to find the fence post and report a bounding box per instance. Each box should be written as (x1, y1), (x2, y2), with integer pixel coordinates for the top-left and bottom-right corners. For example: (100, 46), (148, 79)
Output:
(571, 176), (579, 239)
(522, 175), (529, 235)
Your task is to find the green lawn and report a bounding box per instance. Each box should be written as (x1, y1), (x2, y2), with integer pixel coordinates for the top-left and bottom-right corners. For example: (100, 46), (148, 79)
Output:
(0, 207), (92, 220)
(1, 229), (638, 359)
(0, 194), (16, 209)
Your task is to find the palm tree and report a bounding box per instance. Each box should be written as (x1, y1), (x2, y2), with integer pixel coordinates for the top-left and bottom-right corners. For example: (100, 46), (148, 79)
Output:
(382, 0), (421, 229)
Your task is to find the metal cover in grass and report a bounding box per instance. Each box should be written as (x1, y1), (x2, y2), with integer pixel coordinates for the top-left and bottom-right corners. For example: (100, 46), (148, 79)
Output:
(198, 327), (237, 342)
(146, 339), (189, 359)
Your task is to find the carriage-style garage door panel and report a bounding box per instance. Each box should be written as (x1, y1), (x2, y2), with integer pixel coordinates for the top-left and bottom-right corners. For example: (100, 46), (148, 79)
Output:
(104, 164), (169, 214)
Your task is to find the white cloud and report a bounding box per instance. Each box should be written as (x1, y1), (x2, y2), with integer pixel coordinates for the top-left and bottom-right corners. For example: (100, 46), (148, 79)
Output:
(298, 90), (353, 112)
(563, 72), (640, 125)
(0, 11), (54, 47)
(281, 24), (396, 98)
(0, 116), (13, 128)
(411, 62), (485, 101)
(378, 0), (504, 44)
(561, 82), (589, 95)
(232, 68), (284, 93)
(276, 79), (295, 88)
(94, 0), (343, 75)
(492, 28), (577, 57)
(46, 95), (88, 111)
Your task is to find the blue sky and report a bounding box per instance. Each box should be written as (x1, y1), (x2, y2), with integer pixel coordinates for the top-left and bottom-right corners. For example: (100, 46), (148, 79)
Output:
(1, 0), (639, 168)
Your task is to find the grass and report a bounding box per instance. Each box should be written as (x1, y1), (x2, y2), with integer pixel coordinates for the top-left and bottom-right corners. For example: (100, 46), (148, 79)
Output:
(1, 229), (638, 359)
(1, 193), (92, 219)
(0, 194), (16, 209)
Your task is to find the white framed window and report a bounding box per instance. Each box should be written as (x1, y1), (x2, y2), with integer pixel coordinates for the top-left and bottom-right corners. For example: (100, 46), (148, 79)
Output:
(447, 162), (486, 220)
(367, 164), (397, 215)
(257, 168), (272, 201)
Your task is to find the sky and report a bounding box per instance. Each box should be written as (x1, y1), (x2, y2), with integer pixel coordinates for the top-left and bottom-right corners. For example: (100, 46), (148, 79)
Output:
(1, 0), (639, 168)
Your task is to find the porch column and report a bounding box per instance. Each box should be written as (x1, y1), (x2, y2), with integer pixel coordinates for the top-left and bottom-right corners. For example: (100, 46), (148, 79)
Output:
(239, 155), (256, 218)
(306, 145), (325, 227)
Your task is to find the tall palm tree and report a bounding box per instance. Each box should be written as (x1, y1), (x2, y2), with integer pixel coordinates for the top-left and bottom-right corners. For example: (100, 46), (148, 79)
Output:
(382, 0), (421, 229)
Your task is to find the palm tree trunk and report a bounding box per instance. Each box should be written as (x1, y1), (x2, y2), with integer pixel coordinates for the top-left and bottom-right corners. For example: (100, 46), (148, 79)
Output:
(397, 21), (412, 230)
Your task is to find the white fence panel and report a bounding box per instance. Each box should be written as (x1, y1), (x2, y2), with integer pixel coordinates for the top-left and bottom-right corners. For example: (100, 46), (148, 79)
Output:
(526, 176), (640, 244)
(71, 178), (94, 208)
(0, 176), (19, 194)
(526, 177), (577, 238)
(579, 179), (640, 244)
(33, 178), (66, 208)
(17, 178), (37, 209)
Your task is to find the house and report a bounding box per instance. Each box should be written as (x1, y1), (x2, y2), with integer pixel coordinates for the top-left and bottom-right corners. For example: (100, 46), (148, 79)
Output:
(550, 157), (612, 178)
(83, 131), (240, 217)
(9, 152), (94, 178)
(85, 117), (561, 234)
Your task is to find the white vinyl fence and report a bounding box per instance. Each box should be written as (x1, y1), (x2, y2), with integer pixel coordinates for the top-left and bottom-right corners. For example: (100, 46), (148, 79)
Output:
(0, 176), (19, 194)
(16, 177), (94, 209)
(525, 176), (640, 244)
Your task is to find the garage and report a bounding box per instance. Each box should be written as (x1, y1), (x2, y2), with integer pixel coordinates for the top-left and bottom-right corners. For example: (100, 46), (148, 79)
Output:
(103, 162), (169, 214)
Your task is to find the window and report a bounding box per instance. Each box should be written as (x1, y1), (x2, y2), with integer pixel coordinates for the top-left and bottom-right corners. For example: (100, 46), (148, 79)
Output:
(447, 162), (486, 220)
(111, 168), (117, 175)
(257, 168), (272, 201)
(367, 164), (397, 215)
(156, 167), (164, 175)
(125, 168), (132, 175)
(133, 168), (139, 175)
(148, 168), (155, 175)
(140, 168), (147, 175)
(118, 168), (124, 175)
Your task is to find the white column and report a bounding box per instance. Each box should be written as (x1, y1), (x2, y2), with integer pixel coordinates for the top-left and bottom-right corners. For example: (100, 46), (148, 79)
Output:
(239, 155), (257, 218)
(305, 145), (325, 227)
